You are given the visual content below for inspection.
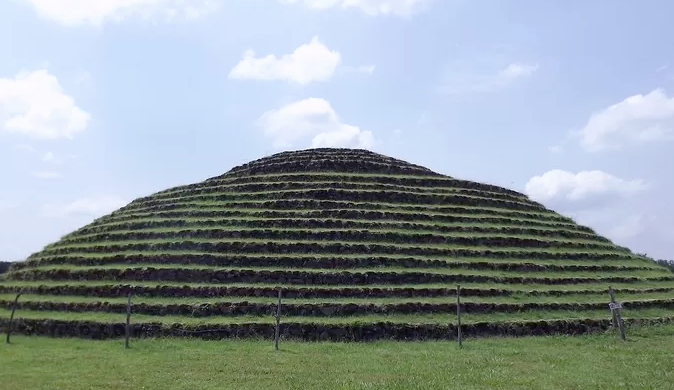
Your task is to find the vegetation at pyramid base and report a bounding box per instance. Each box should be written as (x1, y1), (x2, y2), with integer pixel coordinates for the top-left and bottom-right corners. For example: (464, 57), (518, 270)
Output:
(2, 148), (673, 341)
(654, 259), (674, 272)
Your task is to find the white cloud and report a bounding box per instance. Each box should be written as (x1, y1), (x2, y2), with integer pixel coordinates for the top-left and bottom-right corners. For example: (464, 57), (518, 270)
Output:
(663, 225), (674, 241)
(0, 69), (90, 139)
(39, 151), (74, 164)
(13, 144), (37, 153)
(438, 62), (538, 94)
(0, 201), (18, 214)
(356, 65), (375, 74)
(608, 214), (647, 240)
(0, 244), (28, 261)
(31, 171), (62, 179)
(229, 37), (341, 85)
(257, 97), (374, 149)
(41, 195), (128, 218)
(74, 71), (92, 85)
(417, 110), (431, 126)
(569, 208), (650, 242)
(499, 63), (538, 80)
(548, 145), (563, 154)
(341, 65), (376, 75)
(524, 169), (648, 203)
(574, 89), (674, 152)
(279, 0), (433, 16)
(41, 152), (54, 162)
(19, 0), (219, 26)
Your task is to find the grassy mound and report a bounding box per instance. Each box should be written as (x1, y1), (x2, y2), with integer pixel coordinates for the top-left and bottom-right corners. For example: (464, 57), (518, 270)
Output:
(2, 148), (673, 341)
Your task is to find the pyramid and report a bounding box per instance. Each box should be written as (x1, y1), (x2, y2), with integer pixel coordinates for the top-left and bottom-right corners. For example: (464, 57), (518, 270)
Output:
(2, 148), (673, 341)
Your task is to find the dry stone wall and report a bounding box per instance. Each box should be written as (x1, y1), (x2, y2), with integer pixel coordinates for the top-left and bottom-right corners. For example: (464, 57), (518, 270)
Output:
(3, 317), (673, 341)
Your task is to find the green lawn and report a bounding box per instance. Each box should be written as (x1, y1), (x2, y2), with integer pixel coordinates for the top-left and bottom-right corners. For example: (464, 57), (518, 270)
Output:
(1, 325), (673, 389)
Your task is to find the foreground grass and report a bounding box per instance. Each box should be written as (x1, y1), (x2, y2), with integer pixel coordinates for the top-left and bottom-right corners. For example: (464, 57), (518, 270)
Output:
(1, 325), (673, 389)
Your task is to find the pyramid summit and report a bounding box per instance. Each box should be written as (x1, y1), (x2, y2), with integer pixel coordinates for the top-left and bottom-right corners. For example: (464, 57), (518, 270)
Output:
(2, 148), (674, 341)
(210, 148), (442, 178)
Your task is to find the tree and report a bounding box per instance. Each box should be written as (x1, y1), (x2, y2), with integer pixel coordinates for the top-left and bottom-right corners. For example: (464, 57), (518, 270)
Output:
(655, 259), (674, 273)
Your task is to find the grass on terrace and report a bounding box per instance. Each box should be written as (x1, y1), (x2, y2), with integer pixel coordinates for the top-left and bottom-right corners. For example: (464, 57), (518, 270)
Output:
(111, 198), (559, 217)
(3, 290), (674, 305)
(15, 260), (658, 273)
(1, 325), (673, 390)
(2, 294), (674, 316)
(24, 253), (647, 267)
(115, 199), (549, 217)
(32, 239), (638, 256)
(148, 176), (532, 196)
(3, 307), (674, 325)
(98, 208), (582, 227)
(4, 279), (674, 292)
(139, 182), (529, 198)
(1, 278), (673, 289)
(56, 227), (614, 247)
(73, 217), (603, 237)
(126, 187), (538, 208)
(10, 263), (672, 279)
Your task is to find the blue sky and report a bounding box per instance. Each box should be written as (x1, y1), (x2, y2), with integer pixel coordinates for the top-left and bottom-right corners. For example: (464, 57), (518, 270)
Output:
(1, 0), (673, 261)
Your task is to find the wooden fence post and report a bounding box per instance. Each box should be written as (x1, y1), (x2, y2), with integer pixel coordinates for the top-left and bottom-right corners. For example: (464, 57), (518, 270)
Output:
(274, 289), (282, 351)
(456, 284), (462, 348)
(5, 292), (22, 344)
(125, 293), (132, 348)
(608, 286), (618, 328)
(608, 287), (626, 341)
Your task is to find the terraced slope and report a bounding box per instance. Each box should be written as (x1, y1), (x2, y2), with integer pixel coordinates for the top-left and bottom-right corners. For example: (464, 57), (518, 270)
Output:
(2, 148), (674, 341)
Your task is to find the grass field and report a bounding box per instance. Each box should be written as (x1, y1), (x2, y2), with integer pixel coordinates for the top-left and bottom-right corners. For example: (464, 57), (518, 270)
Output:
(1, 325), (673, 390)
(2, 148), (673, 341)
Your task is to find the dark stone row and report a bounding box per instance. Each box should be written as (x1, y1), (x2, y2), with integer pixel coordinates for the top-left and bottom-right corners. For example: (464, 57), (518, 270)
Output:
(3, 298), (674, 317)
(35, 240), (635, 260)
(196, 148), (441, 185)
(150, 173), (529, 204)
(224, 158), (438, 179)
(51, 229), (621, 253)
(3, 316), (673, 341)
(224, 149), (436, 174)
(101, 203), (581, 229)
(224, 150), (437, 177)
(2, 283), (671, 300)
(137, 181), (532, 208)
(8, 267), (674, 285)
(117, 189), (546, 215)
(68, 217), (608, 243)
(13, 254), (647, 273)
(227, 148), (433, 168)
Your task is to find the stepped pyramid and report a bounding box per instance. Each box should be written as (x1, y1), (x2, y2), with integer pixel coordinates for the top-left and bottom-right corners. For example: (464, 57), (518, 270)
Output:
(2, 148), (673, 341)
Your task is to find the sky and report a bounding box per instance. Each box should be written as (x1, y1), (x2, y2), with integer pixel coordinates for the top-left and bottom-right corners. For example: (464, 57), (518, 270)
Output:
(1, 0), (673, 261)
